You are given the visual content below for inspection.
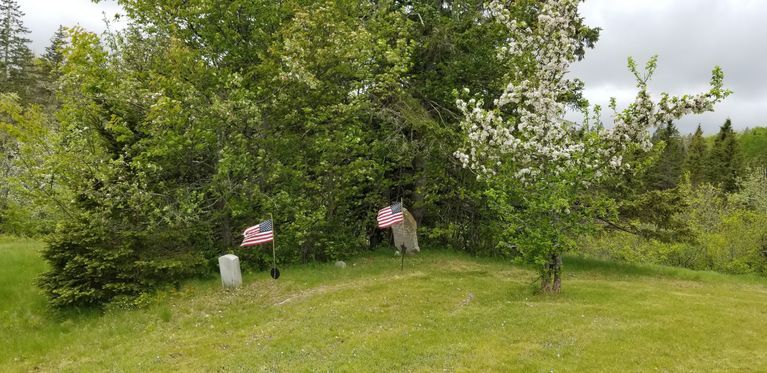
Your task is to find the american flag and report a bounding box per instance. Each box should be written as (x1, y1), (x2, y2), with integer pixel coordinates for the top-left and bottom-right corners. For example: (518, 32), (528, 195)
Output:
(377, 202), (404, 229)
(241, 219), (274, 246)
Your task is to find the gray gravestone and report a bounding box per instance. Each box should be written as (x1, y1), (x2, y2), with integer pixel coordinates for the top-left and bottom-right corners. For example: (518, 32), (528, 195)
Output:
(218, 254), (242, 289)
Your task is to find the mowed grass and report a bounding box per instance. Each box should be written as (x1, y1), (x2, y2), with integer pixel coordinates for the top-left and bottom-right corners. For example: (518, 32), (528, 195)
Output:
(2, 237), (767, 371)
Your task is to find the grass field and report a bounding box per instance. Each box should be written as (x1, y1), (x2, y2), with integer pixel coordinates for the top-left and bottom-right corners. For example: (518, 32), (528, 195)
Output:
(2, 236), (767, 372)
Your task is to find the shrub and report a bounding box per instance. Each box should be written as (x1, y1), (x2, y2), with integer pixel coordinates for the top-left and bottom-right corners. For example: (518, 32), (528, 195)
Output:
(38, 218), (208, 308)
(581, 172), (767, 275)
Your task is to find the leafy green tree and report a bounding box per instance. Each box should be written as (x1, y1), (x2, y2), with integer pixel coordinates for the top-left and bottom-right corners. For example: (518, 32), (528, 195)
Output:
(0, 0), (32, 217)
(0, 110), (11, 227)
(738, 127), (767, 168)
(729, 168), (767, 213)
(0, 93), (67, 234)
(0, 25), (68, 233)
(708, 118), (742, 192)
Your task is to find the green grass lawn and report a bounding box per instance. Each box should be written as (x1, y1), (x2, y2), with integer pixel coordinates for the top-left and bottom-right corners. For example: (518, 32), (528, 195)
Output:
(2, 236), (767, 372)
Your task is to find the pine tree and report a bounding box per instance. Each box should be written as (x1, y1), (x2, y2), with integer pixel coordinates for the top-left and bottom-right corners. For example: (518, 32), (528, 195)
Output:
(645, 121), (686, 190)
(42, 25), (65, 72)
(708, 118), (743, 192)
(685, 125), (708, 187)
(36, 25), (67, 106)
(0, 0), (33, 97)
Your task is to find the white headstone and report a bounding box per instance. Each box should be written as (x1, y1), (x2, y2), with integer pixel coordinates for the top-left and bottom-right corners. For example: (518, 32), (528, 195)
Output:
(218, 254), (242, 289)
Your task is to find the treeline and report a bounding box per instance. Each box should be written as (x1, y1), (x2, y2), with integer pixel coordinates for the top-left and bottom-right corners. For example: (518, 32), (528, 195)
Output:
(649, 119), (746, 193)
(739, 127), (767, 166)
(585, 119), (767, 274)
(3, 0), (575, 307)
(0, 0), (763, 307)
(0, 0), (65, 234)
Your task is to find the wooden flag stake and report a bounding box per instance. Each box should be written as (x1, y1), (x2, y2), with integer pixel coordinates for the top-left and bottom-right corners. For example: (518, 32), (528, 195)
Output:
(270, 213), (278, 279)
(400, 244), (406, 270)
(400, 198), (405, 270)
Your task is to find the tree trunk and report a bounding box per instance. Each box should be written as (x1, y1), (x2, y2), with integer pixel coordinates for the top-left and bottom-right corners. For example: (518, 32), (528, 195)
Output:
(215, 198), (232, 248)
(540, 268), (552, 293)
(410, 154), (425, 225)
(551, 253), (562, 292)
(540, 252), (562, 293)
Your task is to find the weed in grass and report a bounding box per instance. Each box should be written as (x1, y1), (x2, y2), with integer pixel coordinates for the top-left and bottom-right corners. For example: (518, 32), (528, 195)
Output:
(158, 307), (172, 323)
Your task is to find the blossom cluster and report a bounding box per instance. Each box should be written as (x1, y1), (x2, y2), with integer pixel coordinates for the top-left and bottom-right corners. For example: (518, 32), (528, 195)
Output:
(455, 0), (729, 187)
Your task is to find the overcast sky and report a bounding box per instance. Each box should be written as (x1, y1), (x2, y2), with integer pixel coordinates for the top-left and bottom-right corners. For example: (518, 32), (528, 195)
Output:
(19, 0), (767, 134)
(568, 0), (767, 133)
(20, 0), (121, 52)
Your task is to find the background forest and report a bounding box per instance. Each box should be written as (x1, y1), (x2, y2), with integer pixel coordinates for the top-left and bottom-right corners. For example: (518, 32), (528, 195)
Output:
(0, 0), (765, 308)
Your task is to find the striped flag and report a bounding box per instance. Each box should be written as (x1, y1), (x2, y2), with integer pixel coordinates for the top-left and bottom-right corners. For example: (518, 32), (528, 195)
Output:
(377, 202), (404, 229)
(241, 219), (274, 247)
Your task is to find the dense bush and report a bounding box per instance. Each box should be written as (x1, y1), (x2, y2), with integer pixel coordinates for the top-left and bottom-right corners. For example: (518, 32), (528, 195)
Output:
(39, 218), (209, 307)
(582, 170), (767, 274)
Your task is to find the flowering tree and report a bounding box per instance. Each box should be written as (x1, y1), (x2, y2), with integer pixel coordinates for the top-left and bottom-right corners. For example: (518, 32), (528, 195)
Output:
(455, 0), (730, 292)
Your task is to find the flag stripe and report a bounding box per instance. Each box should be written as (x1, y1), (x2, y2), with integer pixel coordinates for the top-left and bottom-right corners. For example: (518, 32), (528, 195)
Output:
(244, 232), (273, 241)
(377, 202), (404, 229)
(378, 215), (403, 225)
(378, 220), (403, 229)
(240, 219), (274, 246)
(242, 235), (274, 246)
(242, 236), (273, 245)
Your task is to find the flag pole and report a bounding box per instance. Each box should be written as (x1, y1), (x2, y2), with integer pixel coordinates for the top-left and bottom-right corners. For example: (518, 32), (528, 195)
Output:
(270, 213), (277, 277)
(400, 197), (405, 270)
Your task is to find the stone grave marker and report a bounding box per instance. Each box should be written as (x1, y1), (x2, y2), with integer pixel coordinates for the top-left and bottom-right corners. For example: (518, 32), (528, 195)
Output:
(392, 208), (420, 254)
(218, 254), (242, 289)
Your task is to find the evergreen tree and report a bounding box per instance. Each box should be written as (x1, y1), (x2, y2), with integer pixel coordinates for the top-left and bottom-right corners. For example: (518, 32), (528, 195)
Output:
(42, 25), (66, 69)
(36, 25), (67, 106)
(708, 118), (743, 192)
(645, 121), (686, 190)
(685, 125), (708, 187)
(0, 0), (33, 99)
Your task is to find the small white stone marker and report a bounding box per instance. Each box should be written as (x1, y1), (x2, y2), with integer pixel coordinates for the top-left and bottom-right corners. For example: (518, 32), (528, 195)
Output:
(218, 254), (242, 289)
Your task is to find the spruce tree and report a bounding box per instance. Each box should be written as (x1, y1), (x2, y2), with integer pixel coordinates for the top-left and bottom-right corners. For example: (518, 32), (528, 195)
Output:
(42, 25), (65, 72)
(37, 25), (66, 106)
(685, 125), (708, 187)
(0, 0), (33, 97)
(708, 118), (743, 192)
(645, 121), (686, 190)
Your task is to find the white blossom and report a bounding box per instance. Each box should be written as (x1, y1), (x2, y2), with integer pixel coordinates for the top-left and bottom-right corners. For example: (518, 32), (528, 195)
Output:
(456, 0), (729, 189)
